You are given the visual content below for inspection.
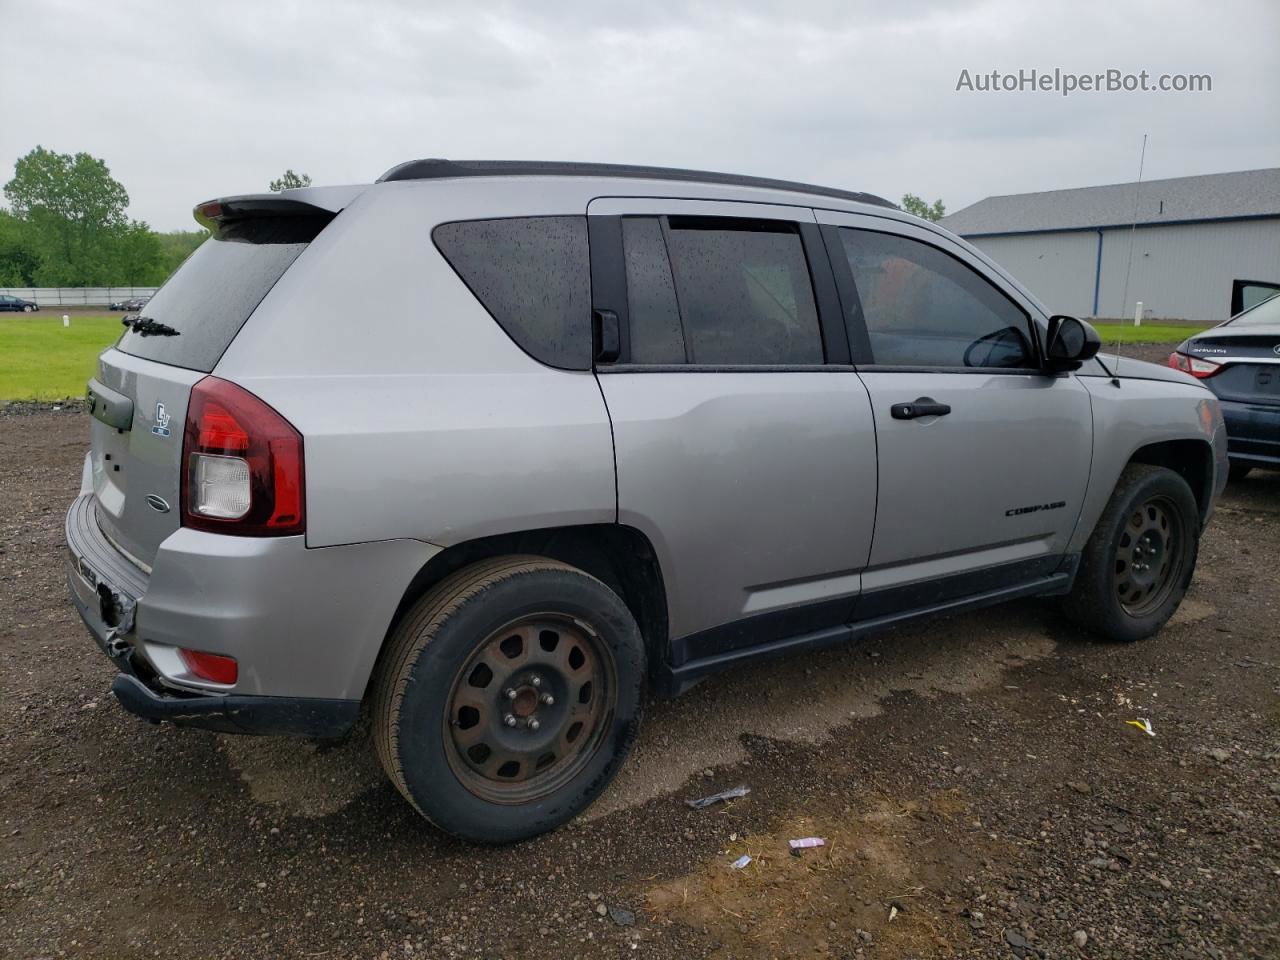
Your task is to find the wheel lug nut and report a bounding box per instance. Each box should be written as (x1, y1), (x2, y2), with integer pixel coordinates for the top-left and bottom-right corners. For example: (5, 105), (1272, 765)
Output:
(541, 694), (555, 706)
(504, 688), (517, 700)
(530, 675), (542, 687)
(503, 714), (517, 727)
(528, 718), (540, 731)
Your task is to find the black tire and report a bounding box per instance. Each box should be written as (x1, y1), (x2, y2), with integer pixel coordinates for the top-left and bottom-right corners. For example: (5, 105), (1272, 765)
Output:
(372, 555), (645, 843)
(22, 304), (32, 312)
(1063, 464), (1199, 642)
(1228, 461), (1253, 482)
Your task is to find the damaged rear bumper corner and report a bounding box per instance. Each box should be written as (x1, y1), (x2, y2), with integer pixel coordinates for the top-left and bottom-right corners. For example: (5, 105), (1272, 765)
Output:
(68, 561), (360, 737)
(109, 672), (360, 737)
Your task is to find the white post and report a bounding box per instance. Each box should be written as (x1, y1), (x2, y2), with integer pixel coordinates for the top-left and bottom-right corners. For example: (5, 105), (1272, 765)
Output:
(63, 314), (70, 327)
(1134, 301), (1143, 327)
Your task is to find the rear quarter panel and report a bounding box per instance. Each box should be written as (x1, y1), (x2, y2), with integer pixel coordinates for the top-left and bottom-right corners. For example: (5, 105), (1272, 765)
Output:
(1072, 375), (1226, 552)
(213, 180), (617, 548)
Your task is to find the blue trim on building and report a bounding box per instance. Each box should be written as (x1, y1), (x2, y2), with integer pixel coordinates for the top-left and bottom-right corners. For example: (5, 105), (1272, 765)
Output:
(955, 212), (1280, 240)
(1092, 229), (1104, 316)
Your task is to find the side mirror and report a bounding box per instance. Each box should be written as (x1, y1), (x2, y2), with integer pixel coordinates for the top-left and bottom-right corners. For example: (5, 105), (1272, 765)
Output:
(1044, 315), (1101, 372)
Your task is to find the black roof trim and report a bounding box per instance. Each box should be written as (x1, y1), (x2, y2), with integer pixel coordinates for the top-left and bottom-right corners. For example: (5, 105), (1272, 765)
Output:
(377, 159), (897, 210)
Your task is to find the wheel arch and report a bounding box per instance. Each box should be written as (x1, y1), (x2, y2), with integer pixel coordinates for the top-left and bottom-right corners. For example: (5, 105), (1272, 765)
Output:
(365, 523), (670, 701)
(1127, 437), (1215, 524)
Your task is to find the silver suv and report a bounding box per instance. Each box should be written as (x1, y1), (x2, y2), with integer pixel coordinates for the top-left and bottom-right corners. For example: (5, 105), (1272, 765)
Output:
(67, 160), (1228, 842)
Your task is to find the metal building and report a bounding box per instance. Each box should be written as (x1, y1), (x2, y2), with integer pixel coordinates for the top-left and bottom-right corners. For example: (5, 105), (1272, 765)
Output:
(940, 168), (1280, 324)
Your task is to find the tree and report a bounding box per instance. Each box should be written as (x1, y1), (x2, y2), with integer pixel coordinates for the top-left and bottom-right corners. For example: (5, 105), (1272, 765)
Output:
(901, 193), (946, 222)
(155, 229), (209, 277)
(269, 169), (312, 192)
(3, 146), (131, 285)
(1, 146), (211, 287)
(0, 210), (39, 286)
(108, 221), (167, 285)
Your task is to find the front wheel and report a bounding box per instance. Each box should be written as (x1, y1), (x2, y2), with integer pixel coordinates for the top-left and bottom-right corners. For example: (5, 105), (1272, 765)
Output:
(372, 555), (645, 843)
(22, 305), (32, 312)
(1063, 464), (1199, 642)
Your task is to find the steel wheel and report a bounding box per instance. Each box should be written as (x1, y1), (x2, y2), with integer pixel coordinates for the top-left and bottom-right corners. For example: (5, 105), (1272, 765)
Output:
(1114, 495), (1185, 617)
(443, 613), (614, 805)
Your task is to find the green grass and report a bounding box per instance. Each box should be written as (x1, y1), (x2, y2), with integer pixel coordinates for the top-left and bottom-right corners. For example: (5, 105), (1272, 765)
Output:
(0, 314), (123, 403)
(1089, 322), (1211, 344)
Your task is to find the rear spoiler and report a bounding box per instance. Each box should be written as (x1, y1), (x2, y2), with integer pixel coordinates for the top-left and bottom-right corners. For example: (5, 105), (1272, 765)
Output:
(192, 185), (366, 233)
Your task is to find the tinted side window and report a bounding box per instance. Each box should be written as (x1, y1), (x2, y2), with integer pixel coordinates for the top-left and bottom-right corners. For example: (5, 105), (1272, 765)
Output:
(839, 228), (1034, 369)
(623, 216), (823, 366)
(621, 217), (685, 363)
(434, 216), (591, 370)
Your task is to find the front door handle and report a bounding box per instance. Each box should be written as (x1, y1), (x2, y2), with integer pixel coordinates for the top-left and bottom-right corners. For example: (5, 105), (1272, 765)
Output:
(890, 397), (951, 420)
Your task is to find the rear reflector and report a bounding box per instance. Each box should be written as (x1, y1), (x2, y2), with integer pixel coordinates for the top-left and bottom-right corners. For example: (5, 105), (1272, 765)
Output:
(178, 648), (238, 685)
(181, 377), (305, 535)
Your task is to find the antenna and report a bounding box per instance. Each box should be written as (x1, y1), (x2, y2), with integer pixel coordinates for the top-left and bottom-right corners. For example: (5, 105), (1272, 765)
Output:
(1114, 134), (1148, 382)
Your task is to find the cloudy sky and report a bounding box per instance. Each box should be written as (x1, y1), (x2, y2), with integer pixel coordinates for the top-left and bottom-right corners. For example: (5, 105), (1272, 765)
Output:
(2, 0), (1276, 231)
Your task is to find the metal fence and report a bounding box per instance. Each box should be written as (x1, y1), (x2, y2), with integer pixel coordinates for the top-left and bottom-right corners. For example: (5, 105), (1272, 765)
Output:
(0, 287), (161, 307)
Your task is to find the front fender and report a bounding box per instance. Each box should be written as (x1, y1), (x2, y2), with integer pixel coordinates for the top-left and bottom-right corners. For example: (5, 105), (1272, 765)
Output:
(1070, 377), (1223, 553)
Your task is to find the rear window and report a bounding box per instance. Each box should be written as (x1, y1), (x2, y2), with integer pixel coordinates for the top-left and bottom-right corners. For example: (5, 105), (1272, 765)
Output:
(433, 216), (591, 370)
(115, 216), (328, 372)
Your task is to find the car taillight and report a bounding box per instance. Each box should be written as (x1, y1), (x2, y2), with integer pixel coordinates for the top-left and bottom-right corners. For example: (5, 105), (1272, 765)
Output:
(1168, 352), (1222, 379)
(181, 377), (304, 535)
(178, 648), (238, 685)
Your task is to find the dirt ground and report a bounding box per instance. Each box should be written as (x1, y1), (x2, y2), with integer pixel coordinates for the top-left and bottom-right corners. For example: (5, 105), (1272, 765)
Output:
(2, 361), (1278, 959)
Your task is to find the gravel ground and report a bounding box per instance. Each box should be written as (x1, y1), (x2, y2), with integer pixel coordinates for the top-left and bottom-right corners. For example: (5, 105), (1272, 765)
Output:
(2, 356), (1278, 959)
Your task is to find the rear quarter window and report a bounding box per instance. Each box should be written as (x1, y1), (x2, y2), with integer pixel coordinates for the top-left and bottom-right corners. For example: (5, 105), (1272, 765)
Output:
(432, 216), (591, 370)
(116, 215), (329, 372)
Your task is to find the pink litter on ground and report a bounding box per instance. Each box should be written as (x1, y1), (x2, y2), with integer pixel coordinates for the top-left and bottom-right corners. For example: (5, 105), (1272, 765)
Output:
(788, 837), (826, 849)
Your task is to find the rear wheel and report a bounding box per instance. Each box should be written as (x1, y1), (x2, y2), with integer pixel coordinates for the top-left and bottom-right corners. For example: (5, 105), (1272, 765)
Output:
(372, 556), (644, 843)
(1063, 464), (1199, 642)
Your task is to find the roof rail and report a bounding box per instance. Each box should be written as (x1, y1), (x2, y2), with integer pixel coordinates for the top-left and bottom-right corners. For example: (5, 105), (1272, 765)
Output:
(376, 159), (897, 210)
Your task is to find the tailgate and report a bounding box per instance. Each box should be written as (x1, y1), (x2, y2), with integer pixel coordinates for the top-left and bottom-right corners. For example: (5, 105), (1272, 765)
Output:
(85, 196), (340, 569)
(88, 350), (203, 570)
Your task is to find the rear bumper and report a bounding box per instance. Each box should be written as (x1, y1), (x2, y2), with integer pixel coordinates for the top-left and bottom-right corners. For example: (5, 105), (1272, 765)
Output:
(1220, 398), (1280, 467)
(66, 561), (359, 736)
(65, 489), (439, 717)
(110, 672), (360, 737)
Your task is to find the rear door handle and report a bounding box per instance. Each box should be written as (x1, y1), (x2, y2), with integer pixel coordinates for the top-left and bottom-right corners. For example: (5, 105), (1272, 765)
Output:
(890, 397), (951, 420)
(592, 309), (621, 364)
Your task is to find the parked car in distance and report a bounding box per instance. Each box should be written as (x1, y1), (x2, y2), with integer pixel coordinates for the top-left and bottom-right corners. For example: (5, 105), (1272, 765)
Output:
(1170, 290), (1280, 479)
(67, 160), (1228, 843)
(0, 294), (39, 312)
(109, 297), (150, 312)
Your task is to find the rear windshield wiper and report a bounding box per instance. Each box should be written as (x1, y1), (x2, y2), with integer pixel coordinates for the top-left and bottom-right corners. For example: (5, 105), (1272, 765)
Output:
(121, 315), (180, 338)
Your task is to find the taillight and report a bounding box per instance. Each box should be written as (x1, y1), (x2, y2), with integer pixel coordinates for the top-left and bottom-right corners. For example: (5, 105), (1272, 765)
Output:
(1168, 352), (1222, 379)
(181, 377), (305, 535)
(179, 648), (238, 685)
